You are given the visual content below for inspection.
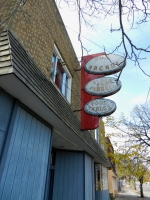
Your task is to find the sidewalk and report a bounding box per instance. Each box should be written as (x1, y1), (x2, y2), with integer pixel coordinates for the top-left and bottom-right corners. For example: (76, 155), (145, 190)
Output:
(115, 185), (150, 200)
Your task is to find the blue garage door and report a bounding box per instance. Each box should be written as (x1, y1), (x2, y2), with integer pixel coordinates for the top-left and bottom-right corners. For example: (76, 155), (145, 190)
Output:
(52, 151), (84, 200)
(0, 106), (52, 200)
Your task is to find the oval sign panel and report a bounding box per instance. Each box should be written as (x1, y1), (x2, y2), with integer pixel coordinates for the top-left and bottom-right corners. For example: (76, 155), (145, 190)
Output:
(84, 77), (122, 97)
(84, 54), (126, 75)
(84, 99), (116, 116)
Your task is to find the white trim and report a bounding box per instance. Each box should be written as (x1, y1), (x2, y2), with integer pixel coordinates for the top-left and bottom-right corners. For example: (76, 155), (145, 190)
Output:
(66, 76), (72, 102)
(94, 128), (99, 144)
(53, 55), (58, 82)
(51, 45), (72, 103)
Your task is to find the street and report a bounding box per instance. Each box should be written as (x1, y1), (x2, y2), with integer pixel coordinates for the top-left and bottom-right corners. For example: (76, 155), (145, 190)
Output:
(115, 184), (150, 200)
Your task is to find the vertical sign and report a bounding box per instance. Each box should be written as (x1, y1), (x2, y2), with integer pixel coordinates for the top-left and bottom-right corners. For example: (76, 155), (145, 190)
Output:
(80, 52), (105, 130)
(80, 53), (125, 130)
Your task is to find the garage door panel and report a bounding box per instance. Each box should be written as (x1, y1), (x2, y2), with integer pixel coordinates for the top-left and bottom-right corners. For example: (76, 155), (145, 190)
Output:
(32, 124), (51, 200)
(0, 107), (23, 199)
(3, 108), (28, 199)
(0, 107), (52, 200)
(10, 111), (33, 200)
(25, 120), (43, 200)
(17, 116), (38, 200)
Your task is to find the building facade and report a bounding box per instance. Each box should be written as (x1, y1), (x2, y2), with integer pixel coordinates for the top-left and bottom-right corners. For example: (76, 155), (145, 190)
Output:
(0, 0), (110, 199)
(93, 120), (118, 198)
(106, 137), (118, 197)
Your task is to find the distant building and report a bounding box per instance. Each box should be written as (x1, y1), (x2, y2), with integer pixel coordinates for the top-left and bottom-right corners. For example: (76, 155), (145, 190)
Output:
(93, 119), (118, 198)
(106, 137), (118, 197)
(0, 0), (111, 200)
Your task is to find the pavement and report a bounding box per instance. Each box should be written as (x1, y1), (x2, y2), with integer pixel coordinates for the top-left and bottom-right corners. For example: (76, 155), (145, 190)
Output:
(115, 185), (150, 200)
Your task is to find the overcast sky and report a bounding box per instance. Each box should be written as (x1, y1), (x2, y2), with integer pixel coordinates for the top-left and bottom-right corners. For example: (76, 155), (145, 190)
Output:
(56, 1), (150, 120)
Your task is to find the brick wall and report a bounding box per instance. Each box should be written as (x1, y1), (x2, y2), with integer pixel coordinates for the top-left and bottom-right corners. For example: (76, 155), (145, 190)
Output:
(0, 0), (18, 33)
(108, 170), (118, 196)
(108, 170), (113, 194)
(0, 0), (81, 119)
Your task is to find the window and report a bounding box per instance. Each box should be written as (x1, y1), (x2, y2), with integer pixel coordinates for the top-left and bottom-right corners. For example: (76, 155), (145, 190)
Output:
(95, 164), (103, 190)
(50, 45), (72, 102)
(95, 164), (108, 191)
(94, 128), (99, 144)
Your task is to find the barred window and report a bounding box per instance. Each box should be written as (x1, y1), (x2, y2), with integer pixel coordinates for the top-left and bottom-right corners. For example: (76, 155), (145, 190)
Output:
(95, 164), (108, 191)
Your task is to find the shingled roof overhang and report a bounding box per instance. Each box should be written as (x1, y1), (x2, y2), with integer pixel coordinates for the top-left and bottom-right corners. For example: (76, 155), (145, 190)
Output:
(0, 29), (111, 167)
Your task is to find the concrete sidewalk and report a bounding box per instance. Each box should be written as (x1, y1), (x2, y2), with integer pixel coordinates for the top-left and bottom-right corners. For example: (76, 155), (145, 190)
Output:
(115, 185), (150, 200)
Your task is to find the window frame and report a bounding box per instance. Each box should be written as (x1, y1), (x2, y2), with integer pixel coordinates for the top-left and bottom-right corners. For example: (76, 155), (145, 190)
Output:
(50, 45), (72, 103)
(94, 128), (99, 144)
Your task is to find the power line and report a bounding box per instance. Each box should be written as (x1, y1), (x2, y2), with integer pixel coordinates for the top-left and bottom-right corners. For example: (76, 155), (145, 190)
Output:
(66, 25), (122, 54)
(64, 25), (105, 50)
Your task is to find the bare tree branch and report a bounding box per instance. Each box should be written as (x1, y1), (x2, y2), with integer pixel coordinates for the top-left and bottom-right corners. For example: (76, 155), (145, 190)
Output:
(56, 0), (150, 77)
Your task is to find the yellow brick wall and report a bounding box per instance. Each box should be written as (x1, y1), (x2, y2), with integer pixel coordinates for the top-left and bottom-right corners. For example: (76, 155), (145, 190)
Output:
(0, 0), (18, 33)
(0, 0), (81, 119)
(108, 170), (113, 194)
(108, 169), (118, 196)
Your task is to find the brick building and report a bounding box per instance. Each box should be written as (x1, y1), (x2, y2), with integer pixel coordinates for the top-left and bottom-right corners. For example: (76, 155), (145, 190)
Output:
(93, 119), (118, 198)
(0, 0), (110, 199)
(106, 137), (118, 197)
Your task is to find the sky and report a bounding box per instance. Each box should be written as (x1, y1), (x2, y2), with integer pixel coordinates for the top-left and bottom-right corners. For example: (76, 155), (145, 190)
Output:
(56, 1), (150, 120)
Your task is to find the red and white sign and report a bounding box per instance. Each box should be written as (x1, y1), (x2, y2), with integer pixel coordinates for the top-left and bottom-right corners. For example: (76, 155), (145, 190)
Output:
(84, 77), (121, 97)
(84, 54), (125, 75)
(81, 53), (105, 130)
(84, 99), (116, 116)
(80, 52), (124, 130)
